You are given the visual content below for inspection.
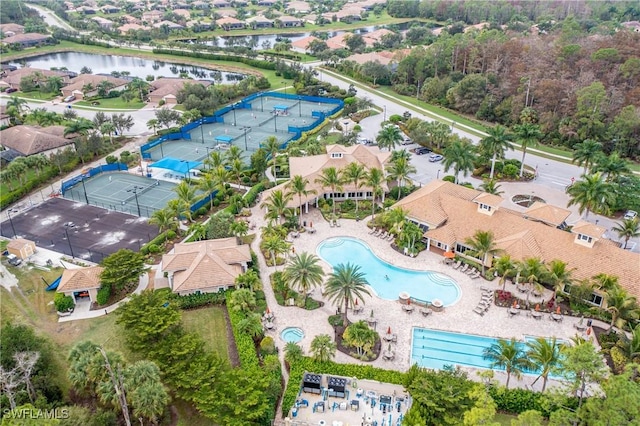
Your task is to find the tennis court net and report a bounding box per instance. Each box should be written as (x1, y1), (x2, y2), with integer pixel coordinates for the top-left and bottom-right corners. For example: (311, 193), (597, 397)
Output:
(123, 182), (156, 203)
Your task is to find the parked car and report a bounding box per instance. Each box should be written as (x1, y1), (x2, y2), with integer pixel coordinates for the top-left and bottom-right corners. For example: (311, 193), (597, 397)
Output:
(6, 254), (22, 266)
(415, 147), (432, 155)
(401, 137), (413, 145)
(429, 154), (444, 162)
(623, 210), (638, 220)
(5, 88), (17, 93)
(63, 95), (75, 102)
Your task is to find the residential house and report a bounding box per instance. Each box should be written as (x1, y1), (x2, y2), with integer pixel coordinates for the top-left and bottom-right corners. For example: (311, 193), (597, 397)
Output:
(358, 0), (387, 10)
(0, 125), (75, 157)
(153, 20), (185, 30)
(216, 17), (245, 30)
(91, 16), (115, 30)
(0, 68), (72, 90)
(142, 10), (163, 23)
(57, 266), (103, 304)
(118, 23), (146, 35)
(161, 238), (251, 295)
(325, 33), (349, 50)
(362, 28), (393, 47)
(277, 16), (303, 28)
(212, 0), (231, 7)
(0, 105), (11, 127)
(148, 77), (211, 104)
(75, 6), (97, 14)
(1, 33), (52, 48)
(262, 144), (391, 213)
(291, 35), (320, 54)
(101, 5), (120, 14)
(6, 238), (36, 260)
(192, 0), (210, 9)
(174, 9), (191, 19)
(0, 23), (25, 37)
(323, 7), (363, 23)
(60, 74), (129, 100)
(258, 0), (277, 5)
(621, 21), (640, 32)
(246, 15), (274, 29)
(393, 180), (640, 301)
(187, 20), (213, 31)
(286, 1), (311, 13)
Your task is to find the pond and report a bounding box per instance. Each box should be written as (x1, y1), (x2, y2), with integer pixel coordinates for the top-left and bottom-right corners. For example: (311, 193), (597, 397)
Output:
(6, 52), (246, 82)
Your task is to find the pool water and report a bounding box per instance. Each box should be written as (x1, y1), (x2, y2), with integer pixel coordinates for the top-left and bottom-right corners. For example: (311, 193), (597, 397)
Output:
(317, 237), (460, 305)
(281, 327), (304, 343)
(411, 328), (562, 376)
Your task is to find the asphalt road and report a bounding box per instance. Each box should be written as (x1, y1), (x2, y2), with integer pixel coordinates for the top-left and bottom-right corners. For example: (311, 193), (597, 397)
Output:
(25, 3), (77, 33)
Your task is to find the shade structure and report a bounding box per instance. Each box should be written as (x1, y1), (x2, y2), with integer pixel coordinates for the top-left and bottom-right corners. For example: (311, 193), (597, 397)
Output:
(443, 251), (455, 259)
(150, 157), (202, 175)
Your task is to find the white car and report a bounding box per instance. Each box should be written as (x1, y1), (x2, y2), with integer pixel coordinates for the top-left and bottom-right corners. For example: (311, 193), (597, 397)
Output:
(624, 210), (638, 220)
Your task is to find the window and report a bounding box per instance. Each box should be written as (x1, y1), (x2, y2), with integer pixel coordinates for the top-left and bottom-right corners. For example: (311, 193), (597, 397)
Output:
(588, 293), (603, 306)
(330, 153), (343, 158)
(578, 234), (593, 243)
(480, 203), (491, 211)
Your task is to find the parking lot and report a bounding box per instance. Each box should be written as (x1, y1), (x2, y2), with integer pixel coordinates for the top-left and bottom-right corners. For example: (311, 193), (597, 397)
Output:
(1, 198), (159, 263)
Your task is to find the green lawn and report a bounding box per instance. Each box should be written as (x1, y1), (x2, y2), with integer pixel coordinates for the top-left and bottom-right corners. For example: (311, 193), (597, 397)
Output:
(15, 91), (58, 101)
(75, 97), (145, 110)
(182, 306), (230, 362)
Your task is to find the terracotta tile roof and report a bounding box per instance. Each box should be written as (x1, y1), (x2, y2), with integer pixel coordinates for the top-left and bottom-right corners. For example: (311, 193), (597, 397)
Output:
(262, 144), (391, 208)
(523, 201), (571, 227)
(1, 68), (72, 88)
(1, 33), (51, 45)
(6, 238), (34, 250)
(162, 237), (251, 293)
(396, 181), (640, 298)
(63, 74), (129, 94)
(473, 192), (503, 208)
(291, 35), (320, 50)
(58, 266), (103, 292)
(0, 125), (73, 156)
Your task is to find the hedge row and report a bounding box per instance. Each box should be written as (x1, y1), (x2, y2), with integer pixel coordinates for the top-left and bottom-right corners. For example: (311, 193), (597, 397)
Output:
(169, 291), (226, 310)
(243, 181), (267, 206)
(140, 229), (176, 255)
(227, 302), (260, 368)
(282, 357), (406, 417)
(152, 48), (277, 70)
(1, 167), (59, 210)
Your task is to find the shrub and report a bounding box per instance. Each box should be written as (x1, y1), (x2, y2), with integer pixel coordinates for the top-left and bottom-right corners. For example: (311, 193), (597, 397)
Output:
(170, 291), (226, 309)
(96, 286), (111, 305)
(610, 346), (629, 373)
(260, 336), (276, 355)
(146, 244), (161, 254)
(105, 155), (118, 164)
(503, 164), (519, 178)
(54, 293), (74, 312)
(165, 229), (177, 240)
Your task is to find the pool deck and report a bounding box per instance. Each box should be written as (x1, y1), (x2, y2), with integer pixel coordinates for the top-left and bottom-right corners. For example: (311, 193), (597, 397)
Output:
(251, 206), (600, 398)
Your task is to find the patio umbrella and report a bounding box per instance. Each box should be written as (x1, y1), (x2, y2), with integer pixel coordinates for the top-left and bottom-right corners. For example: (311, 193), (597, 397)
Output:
(266, 307), (270, 314)
(355, 299), (359, 306)
(512, 300), (518, 308)
(387, 326), (391, 335)
(443, 251), (455, 259)
(407, 298), (411, 306)
(556, 306), (561, 314)
(535, 304), (540, 311)
(310, 221), (313, 227)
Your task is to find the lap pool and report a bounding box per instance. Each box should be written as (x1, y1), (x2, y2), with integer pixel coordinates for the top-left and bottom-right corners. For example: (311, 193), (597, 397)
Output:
(411, 328), (562, 375)
(317, 237), (460, 305)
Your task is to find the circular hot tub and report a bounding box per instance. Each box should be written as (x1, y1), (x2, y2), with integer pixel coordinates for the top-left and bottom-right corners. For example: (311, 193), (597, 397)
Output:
(281, 327), (304, 343)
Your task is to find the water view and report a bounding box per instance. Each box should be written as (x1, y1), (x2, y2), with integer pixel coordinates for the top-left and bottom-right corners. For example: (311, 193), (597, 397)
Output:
(7, 52), (245, 82)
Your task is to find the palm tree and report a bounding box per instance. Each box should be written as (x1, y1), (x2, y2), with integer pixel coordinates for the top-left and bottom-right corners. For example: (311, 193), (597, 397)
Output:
(148, 209), (177, 232)
(235, 269), (260, 291)
(228, 288), (257, 314)
(483, 338), (532, 389)
(64, 118), (95, 137)
(283, 252), (324, 305)
(591, 273), (619, 292)
(390, 149), (411, 163)
(226, 145), (243, 164)
(464, 230), (502, 275)
(284, 342), (304, 365)
(230, 158), (244, 185)
(342, 320), (377, 357)
(173, 181), (198, 222)
(480, 125), (513, 179)
(593, 151), (630, 181)
(493, 255), (515, 292)
(612, 218), (640, 249)
(324, 263), (371, 325)
(197, 173), (223, 210)
(285, 175), (316, 228)
(366, 168), (385, 218)
(230, 220), (249, 240)
(6, 96), (29, 122)
(376, 125), (403, 151)
(513, 123), (543, 177)
(209, 166), (231, 194)
(572, 139), (603, 174)
(386, 157), (416, 200)
(566, 172), (614, 218)
(205, 151), (225, 171)
(260, 189), (292, 224)
(545, 259), (574, 300)
(605, 287), (639, 331)
(262, 234), (290, 268)
(310, 334), (337, 362)
(479, 179), (504, 195)
(442, 138), (476, 184)
(315, 167), (344, 217)
(100, 122), (116, 144)
(146, 118), (159, 135)
(616, 324), (640, 363)
(526, 337), (564, 392)
(237, 313), (264, 341)
(342, 162), (368, 213)
(520, 257), (547, 307)
(262, 136), (281, 181)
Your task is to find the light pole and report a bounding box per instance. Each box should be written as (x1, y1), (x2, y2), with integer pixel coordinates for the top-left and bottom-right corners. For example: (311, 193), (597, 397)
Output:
(6, 210), (17, 238)
(126, 185), (143, 217)
(181, 160), (191, 180)
(383, 105), (387, 123)
(282, 81), (286, 95)
(200, 118), (205, 144)
(80, 178), (89, 204)
(232, 104), (237, 126)
(63, 224), (75, 258)
(205, 146), (213, 170)
(243, 127), (249, 150)
(274, 113), (278, 133)
(260, 93), (264, 112)
(437, 169), (441, 180)
(298, 96), (302, 117)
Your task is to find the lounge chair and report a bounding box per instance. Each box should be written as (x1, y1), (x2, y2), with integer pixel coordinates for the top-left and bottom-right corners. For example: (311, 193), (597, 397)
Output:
(336, 220), (341, 227)
(473, 306), (487, 316)
(452, 260), (462, 269)
(329, 220), (335, 228)
(369, 227), (377, 235)
(471, 273), (482, 280)
(387, 233), (395, 241)
(480, 286), (493, 292)
(380, 231), (389, 239)
(481, 295), (494, 303)
(460, 264), (469, 273)
(372, 228), (381, 236)
(466, 268), (478, 275)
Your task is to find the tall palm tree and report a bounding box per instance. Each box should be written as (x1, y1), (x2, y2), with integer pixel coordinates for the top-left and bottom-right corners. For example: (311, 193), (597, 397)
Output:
(605, 287), (639, 331)
(324, 263), (371, 325)
(237, 313), (264, 342)
(342, 162), (368, 213)
(386, 157), (416, 200)
(520, 257), (547, 308)
(366, 167), (385, 218)
(464, 230), (502, 275)
(493, 255), (515, 291)
(283, 252), (324, 305)
(480, 125), (513, 179)
(173, 181), (198, 222)
(566, 172), (614, 218)
(442, 138), (476, 184)
(148, 208), (177, 233)
(197, 173), (223, 210)
(262, 136), (281, 181)
(572, 139), (603, 174)
(226, 145), (243, 164)
(593, 151), (630, 181)
(513, 123), (543, 177)
(479, 179), (504, 195)
(483, 338), (532, 389)
(526, 337), (564, 392)
(146, 118), (159, 135)
(285, 175), (316, 228)
(545, 259), (574, 300)
(376, 125), (403, 151)
(612, 218), (640, 249)
(64, 118), (95, 137)
(262, 234), (290, 268)
(284, 342), (304, 365)
(591, 273), (619, 292)
(228, 288), (257, 314)
(205, 151), (225, 171)
(5, 96), (29, 122)
(310, 334), (336, 362)
(315, 167), (344, 217)
(230, 220), (250, 240)
(390, 149), (411, 163)
(260, 189), (292, 224)
(230, 158), (244, 185)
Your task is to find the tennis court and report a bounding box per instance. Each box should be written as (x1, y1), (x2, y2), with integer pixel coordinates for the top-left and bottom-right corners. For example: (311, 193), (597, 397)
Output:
(64, 172), (177, 217)
(141, 93), (343, 164)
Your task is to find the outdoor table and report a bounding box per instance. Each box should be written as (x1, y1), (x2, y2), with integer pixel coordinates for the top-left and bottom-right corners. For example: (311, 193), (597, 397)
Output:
(551, 313), (564, 322)
(382, 350), (395, 360)
(383, 333), (397, 342)
(402, 305), (414, 313)
(265, 322), (274, 330)
(508, 308), (520, 317)
(367, 317), (377, 326)
(531, 311), (542, 320)
(353, 306), (363, 314)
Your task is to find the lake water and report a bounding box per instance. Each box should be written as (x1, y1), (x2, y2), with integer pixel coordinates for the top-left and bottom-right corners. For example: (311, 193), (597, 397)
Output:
(7, 52), (245, 82)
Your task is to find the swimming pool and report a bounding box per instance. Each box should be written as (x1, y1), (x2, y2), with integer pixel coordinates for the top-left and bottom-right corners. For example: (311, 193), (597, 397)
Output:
(411, 328), (562, 375)
(317, 237), (460, 305)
